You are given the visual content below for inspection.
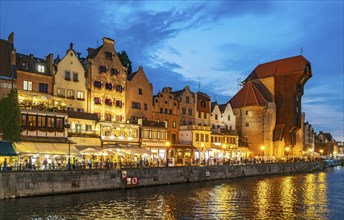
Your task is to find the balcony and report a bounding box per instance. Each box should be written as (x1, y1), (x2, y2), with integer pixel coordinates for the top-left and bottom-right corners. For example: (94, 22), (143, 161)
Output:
(179, 125), (211, 131)
(68, 129), (98, 137)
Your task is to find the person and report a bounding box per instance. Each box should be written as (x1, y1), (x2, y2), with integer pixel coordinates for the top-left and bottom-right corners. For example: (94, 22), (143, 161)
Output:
(2, 158), (7, 171)
(43, 158), (48, 169)
(88, 158), (92, 169)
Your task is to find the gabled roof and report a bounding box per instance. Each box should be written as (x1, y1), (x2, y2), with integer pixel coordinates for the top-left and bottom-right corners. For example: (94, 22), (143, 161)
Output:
(127, 70), (138, 81)
(218, 104), (227, 113)
(211, 101), (218, 112)
(229, 81), (272, 108)
(86, 46), (103, 59)
(16, 53), (53, 76)
(244, 55), (310, 81)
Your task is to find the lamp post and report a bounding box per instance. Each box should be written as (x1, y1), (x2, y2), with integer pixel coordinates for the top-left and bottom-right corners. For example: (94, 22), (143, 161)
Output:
(285, 147), (290, 162)
(64, 123), (71, 170)
(166, 141), (170, 167)
(261, 146), (265, 162)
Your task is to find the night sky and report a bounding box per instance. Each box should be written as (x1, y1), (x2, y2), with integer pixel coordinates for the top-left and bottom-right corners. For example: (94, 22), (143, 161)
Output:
(0, 1), (343, 142)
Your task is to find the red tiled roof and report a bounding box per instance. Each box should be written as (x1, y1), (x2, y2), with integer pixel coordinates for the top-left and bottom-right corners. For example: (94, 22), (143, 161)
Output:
(244, 55), (310, 81)
(229, 81), (271, 108)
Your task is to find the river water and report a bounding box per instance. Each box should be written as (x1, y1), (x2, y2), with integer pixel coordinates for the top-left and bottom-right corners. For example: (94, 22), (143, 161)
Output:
(1, 166), (343, 220)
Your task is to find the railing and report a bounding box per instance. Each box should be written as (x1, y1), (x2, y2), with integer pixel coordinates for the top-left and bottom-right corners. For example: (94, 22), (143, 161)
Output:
(179, 125), (211, 131)
(68, 129), (98, 137)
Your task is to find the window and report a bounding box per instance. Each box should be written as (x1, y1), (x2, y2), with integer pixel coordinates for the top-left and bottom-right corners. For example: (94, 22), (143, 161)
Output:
(169, 109), (172, 114)
(201, 100), (206, 108)
(94, 97), (101, 104)
(138, 88), (143, 95)
(111, 68), (118, 75)
(164, 108), (168, 114)
(77, 91), (84, 100)
(115, 115), (122, 122)
(99, 65), (107, 73)
(73, 72), (78, 82)
(37, 64), (45, 73)
(65, 71), (71, 80)
(116, 100), (123, 107)
(86, 125), (92, 131)
(47, 117), (55, 128)
(198, 112), (201, 118)
(105, 83), (112, 90)
(77, 108), (84, 112)
(116, 85), (123, 92)
(172, 121), (176, 128)
(28, 115), (36, 127)
(144, 103), (147, 110)
(196, 133), (199, 142)
(75, 123), (82, 131)
(188, 109), (192, 116)
(201, 134), (204, 142)
(245, 123), (249, 127)
(23, 81), (32, 91)
(105, 99), (112, 106)
(67, 90), (75, 99)
(204, 113), (207, 119)
(56, 117), (64, 129)
(205, 134), (209, 142)
(67, 107), (74, 112)
(132, 102), (141, 109)
(182, 108), (186, 115)
(94, 81), (102, 88)
(39, 83), (48, 93)
(215, 114), (218, 120)
(105, 51), (112, 59)
(186, 96), (190, 103)
(105, 114), (112, 121)
(37, 116), (46, 127)
(160, 108), (163, 113)
(228, 115), (230, 121)
(21, 61), (29, 69)
(57, 88), (65, 97)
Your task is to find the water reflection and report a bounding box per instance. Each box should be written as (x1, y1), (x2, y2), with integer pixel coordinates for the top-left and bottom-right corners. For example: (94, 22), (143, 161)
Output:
(0, 167), (342, 219)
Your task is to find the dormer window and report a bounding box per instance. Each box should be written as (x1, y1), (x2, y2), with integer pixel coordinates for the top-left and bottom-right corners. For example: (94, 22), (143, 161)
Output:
(38, 64), (45, 73)
(21, 61), (29, 69)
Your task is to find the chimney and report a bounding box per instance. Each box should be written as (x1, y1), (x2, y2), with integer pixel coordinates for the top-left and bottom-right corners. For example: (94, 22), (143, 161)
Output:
(8, 32), (14, 44)
(102, 37), (115, 46)
(87, 48), (94, 55)
(70, 42), (73, 50)
(46, 53), (54, 75)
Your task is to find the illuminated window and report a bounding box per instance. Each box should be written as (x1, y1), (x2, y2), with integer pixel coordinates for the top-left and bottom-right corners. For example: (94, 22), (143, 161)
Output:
(57, 88), (65, 97)
(67, 90), (75, 99)
(77, 91), (84, 100)
(37, 64), (45, 73)
(105, 114), (112, 121)
(23, 81), (32, 91)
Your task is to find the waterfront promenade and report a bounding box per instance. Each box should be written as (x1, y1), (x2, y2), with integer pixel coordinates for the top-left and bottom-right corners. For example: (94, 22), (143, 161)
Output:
(0, 161), (328, 200)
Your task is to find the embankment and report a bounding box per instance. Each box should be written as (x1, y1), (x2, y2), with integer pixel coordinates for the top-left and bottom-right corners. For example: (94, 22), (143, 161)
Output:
(0, 161), (326, 199)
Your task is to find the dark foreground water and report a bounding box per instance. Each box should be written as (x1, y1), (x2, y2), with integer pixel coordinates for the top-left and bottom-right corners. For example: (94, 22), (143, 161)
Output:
(1, 166), (343, 220)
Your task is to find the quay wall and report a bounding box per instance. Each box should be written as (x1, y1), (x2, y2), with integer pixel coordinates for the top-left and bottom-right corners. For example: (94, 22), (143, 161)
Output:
(0, 162), (325, 199)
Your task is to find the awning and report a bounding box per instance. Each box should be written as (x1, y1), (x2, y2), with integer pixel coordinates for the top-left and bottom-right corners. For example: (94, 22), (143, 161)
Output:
(14, 142), (81, 156)
(0, 140), (18, 156)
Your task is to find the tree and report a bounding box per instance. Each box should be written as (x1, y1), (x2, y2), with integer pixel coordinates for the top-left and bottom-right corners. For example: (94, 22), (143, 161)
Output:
(117, 50), (132, 74)
(0, 89), (21, 142)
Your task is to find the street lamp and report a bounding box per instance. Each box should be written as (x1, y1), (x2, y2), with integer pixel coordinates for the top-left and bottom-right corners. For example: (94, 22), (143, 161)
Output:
(261, 146), (265, 161)
(320, 149), (324, 158)
(285, 147), (290, 161)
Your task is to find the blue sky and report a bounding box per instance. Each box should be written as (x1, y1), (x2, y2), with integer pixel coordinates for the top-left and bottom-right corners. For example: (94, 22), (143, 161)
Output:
(0, 1), (343, 142)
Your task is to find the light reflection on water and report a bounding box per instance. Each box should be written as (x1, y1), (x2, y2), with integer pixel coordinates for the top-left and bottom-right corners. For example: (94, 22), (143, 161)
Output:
(0, 166), (343, 219)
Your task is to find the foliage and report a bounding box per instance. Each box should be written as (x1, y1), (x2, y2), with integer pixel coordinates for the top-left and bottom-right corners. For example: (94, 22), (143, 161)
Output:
(117, 50), (132, 74)
(0, 89), (21, 142)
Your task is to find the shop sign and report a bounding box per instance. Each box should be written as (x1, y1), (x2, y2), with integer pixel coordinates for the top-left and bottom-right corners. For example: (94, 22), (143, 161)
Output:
(206, 171), (210, 177)
(126, 177), (132, 185)
(131, 177), (138, 185)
